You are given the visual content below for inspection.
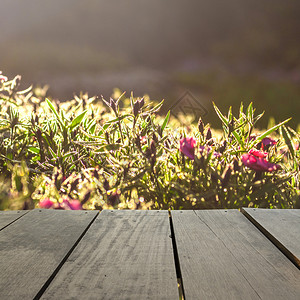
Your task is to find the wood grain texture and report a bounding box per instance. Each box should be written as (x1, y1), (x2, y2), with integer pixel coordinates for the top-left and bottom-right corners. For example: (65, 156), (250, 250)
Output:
(41, 210), (179, 300)
(171, 210), (300, 300)
(242, 208), (300, 268)
(0, 210), (28, 230)
(0, 209), (98, 299)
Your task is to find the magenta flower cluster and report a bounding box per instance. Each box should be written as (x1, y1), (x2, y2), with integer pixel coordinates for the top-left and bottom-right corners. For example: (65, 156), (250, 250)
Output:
(39, 198), (82, 210)
(180, 136), (281, 172)
(180, 137), (220, 160)
(241, 136), (280, 172)
(179, 137), (197, 159)
(241, 149), (280, 172)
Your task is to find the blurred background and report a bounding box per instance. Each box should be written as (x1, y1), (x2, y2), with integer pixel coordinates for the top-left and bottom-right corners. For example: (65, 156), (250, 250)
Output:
(1, 0), (299, 128)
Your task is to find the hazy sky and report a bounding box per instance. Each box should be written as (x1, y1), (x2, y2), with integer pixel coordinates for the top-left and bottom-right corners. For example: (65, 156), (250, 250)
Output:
(1, 0), (299, 127)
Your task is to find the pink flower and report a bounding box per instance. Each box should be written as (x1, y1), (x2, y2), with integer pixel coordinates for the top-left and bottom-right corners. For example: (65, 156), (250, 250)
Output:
(241, 152), (281, 172)
(39, 198), (56, 209)
(67, 199), (82, 210)
(62, 198), (82, 210)
(249, 135), (277, 150)
(180, 137), (197, 159)
(249, 149), (268, 158)
(38, 198), (82, 210)
(180, 137), (221, 160)
(0, 71), (8, 83)
(259, 137), (277, 150)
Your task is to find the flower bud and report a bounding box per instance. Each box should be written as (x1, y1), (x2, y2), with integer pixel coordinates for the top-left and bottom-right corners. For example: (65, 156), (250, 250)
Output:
(82, 191), (91, 205)
(93, 167), (100, 180)
(139, 98), (144, 109)
(218, 140), (227, 153)
(105, 131), (110, 144)
(109, 97), (117, 113)
(228, 118), (234, 133)
(206, 128), (212, 141)
(36, 128), (42, 140)
(198, 117), (204, 135)
(103, 178), (110, 191)
(157, 125), (163, 137)
(133, 101), (140, 117)
(152, 132), (158, 143)
(70, 178), (80, 191)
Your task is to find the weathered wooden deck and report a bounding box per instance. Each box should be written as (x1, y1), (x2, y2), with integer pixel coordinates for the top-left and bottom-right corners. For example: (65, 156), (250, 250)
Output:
(0, 208), (299, 299)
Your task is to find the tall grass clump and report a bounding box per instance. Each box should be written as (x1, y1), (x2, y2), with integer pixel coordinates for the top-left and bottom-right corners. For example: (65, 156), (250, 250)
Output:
(0, 73), (299, 210)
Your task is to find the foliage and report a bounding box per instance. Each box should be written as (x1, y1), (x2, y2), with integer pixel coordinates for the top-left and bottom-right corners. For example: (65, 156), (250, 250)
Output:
(0, 73), (299, 210)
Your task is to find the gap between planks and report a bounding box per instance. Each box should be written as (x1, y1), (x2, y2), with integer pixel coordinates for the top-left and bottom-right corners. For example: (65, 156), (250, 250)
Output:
(169, 210), (186, 300)
(241, 208), (300, 270)
(34, 211), (100, 300)
(0, 210), (30, 232)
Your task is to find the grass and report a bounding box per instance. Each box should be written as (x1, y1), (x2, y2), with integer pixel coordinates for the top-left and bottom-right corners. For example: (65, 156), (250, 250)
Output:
(0, 73), (299, 210)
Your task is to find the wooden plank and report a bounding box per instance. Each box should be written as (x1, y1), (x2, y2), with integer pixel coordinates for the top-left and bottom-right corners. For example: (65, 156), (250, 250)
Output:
(171, 210), (300, 300)
(242, 208), (300, 268)
(0, 210), (29, 230)
(0, 209), (98, 299)
(41, 210), (179, 300)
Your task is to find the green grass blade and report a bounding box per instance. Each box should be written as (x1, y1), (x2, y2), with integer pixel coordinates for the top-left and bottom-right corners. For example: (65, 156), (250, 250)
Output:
(148, 100), (164, 114)
(46, 98), (63, 127)
(282, 125), (295, 159)
(212, 101), (228, 127)
(28, 147), (40, 154)
(161, 110), (170, 133)
(69, 110), (87, 130)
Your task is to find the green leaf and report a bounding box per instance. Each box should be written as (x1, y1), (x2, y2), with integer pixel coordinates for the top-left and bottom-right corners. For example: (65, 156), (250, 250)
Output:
(28, 147), (40, 154)
(48, 146), (58, 159)
(282, 125), (295, 159)
(16, 85), (32, 95)
(148, 100), (164, 114)
(161, 110), (170, 133)
(227, 106), (232, 122)
(246, 102), (253, 125)
(60, 109), (67, 126)
(253, 111), (265, 125)
(46, 98), (63, 127)
(239, 102), (244, 118)
(231, 130), (243, 147)
(69, 110), (87, 130)
(105, 114), (132, 124)
(212, 101), (228, 127)
(89, 123), (96, 134)
(94, 143), (122, 153)
(212, 101), (244, 147)
(62, 151), (77, 160)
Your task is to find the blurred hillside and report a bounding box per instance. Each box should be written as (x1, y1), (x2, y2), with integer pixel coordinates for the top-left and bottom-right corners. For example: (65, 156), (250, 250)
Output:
(1, 0), (300, 127)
